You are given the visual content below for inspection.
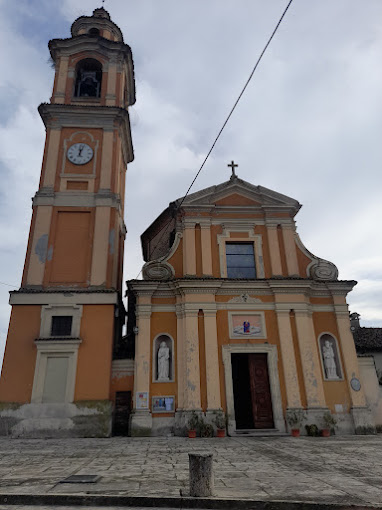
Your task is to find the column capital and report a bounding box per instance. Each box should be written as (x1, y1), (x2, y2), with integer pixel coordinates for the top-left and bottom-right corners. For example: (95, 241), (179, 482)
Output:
(136, 304), (152, 318)
(183, 218), (197, 228)
(334, 304), (349, 316)
(203, 310), (217, 318)
(199, 220), (212, 229)
(294, 308), (313, 318)
(280, 222), (296, 231)
(264, 221), (279, 229)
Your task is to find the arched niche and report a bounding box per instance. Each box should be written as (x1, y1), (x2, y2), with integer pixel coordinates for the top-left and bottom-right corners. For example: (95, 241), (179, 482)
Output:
(318, 333), (343, 381)
(152, 334), (174, 383)
(74, 58), (102, 98)
(88, 27), (100, 37)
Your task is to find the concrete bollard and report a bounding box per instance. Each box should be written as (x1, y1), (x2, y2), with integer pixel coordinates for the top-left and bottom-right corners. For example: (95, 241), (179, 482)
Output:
(188, 453), (214, 497)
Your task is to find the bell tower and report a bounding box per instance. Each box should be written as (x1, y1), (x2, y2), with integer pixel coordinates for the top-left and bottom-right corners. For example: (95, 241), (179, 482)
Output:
(0, 8), (135, 437)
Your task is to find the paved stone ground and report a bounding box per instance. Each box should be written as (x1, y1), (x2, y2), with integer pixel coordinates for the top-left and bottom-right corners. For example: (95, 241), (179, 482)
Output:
(0, 436), (381, 507)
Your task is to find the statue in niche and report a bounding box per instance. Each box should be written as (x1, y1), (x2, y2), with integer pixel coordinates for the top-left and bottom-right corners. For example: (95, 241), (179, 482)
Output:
(322, 340), (339, 379)
(157, 341), (170, 381)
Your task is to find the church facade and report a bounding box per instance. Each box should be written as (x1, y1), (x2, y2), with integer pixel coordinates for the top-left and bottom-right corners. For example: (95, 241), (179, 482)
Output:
(127, 176), (375, 437)
(0, 9), (376, 437)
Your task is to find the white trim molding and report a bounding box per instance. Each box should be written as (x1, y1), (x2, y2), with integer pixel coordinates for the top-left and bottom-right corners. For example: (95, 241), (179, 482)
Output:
(228, 311), (267, 340)
(31, 339), (81, 404)
(222, 343), (285, 435)
(40, 304), (83, 338)
(217, 226), (265, 279)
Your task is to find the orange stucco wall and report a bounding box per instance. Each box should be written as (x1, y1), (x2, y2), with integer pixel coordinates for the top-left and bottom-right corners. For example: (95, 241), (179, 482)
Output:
(0, 306), (40, 402)
(74, 304), (115, 400)
(150, 312), (177, 411)
(110, 375), (134, 401)
(312, 311), (351, 413)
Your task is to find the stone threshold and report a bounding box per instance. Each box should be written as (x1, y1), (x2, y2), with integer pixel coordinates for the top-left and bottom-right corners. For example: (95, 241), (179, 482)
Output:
(1, 494), (380, 510)
(231, 428), (288, 437)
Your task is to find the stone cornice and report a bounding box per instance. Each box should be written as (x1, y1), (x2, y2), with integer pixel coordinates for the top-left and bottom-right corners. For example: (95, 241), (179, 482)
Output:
(10, 289), (119, 306)
(127, 277), (356, 299)
(38, 103), (134, 164)
(32, 189), (122, 210)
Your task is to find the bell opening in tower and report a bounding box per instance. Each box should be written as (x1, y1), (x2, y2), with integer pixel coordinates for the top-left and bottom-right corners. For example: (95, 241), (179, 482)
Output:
(74, 58), (102, 98)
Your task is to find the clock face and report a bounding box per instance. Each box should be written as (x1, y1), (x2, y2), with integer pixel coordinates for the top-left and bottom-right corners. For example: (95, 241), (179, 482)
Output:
(67, 143), (93, 165)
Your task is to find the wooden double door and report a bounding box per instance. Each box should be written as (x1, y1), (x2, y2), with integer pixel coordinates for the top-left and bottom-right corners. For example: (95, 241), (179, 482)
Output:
(232, 353), (274, 429)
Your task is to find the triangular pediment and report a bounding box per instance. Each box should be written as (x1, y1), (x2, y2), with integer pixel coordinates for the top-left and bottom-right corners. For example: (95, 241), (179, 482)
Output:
(175, 177), (300, 211)
(214, 193), (261, 207)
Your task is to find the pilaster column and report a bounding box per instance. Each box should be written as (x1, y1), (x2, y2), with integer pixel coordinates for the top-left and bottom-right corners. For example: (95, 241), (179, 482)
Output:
(267, 224), (282, 276)
(131, 296), (152, 436)
(183, 309), (201, 409)
(275, 307), (302, 408)
(282, 224), (299, 276)
(334, 300), (366, 408)
(43, 128), (61, 188)
(200, 222), (213, 276)
(106, 61), (117, 106)
(294, 309), (326, 408)
(26, 206), (53, 286)
(203, 310), (221, 410)
(99, 129), (114, 190)
(90, 207), (110, 286)
(183, 222), (196, 276)
(53, 56), (69, 104)
(176, 305), (185, 410)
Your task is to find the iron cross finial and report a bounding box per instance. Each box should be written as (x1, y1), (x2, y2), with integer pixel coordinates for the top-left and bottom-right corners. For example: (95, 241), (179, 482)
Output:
(228, 160), (238, 178)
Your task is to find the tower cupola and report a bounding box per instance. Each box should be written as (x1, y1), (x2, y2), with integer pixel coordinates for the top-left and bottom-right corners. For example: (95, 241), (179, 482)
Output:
(71, 8), (123, 42)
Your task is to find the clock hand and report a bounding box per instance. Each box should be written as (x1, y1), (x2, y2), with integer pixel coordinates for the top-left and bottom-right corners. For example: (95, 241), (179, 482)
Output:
(78, 145), (84, 157)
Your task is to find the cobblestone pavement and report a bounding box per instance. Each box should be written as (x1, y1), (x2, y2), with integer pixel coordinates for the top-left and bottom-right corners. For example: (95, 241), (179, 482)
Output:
(0, 436), (381, 506)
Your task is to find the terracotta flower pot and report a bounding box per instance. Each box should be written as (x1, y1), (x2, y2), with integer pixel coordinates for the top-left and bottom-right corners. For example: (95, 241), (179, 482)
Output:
(217, 428), (226, 438)
(188, 429), (196, 438)
(291, 428), (300, 437)
(321, 428), (330, 437)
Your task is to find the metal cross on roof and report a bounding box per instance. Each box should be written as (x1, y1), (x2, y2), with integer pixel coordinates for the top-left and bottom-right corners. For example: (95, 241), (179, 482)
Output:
(228, 160), (238, 178)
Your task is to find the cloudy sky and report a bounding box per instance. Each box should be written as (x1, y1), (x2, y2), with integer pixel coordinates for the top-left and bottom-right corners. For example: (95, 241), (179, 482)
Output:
(0, 0), (381, 363)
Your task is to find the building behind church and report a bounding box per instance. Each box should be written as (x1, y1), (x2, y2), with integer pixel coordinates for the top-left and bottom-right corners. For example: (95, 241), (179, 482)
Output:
(0, 8), (377, 438)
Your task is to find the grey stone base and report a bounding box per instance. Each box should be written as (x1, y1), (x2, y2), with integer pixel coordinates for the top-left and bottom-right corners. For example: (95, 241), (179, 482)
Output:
(351, 406), (376, 434)
(174, 409), (202, 436)
(130, 410), (152, 436)
(152, 416), (174, 436)
(0, 401), (112, 438)
(303, 407), (330, 433)
(334, 412), (355, 435)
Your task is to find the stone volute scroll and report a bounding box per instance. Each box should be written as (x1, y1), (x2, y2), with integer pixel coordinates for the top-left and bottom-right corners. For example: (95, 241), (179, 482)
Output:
(142, 260), (174, 281)
(309, 259), (339, 281)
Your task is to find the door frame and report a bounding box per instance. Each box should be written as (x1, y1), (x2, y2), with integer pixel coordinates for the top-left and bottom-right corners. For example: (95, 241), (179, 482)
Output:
(222, 344), (285, 434)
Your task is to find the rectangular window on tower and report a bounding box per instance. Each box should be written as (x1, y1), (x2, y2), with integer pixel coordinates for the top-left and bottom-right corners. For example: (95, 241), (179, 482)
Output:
(51, 316), (73, 337)
(226, 243), (256, 278)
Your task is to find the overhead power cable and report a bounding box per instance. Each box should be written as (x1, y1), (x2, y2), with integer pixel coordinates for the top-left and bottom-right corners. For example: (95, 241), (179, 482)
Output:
(133, 0), (294, 279)
(0, 281), (18, 288)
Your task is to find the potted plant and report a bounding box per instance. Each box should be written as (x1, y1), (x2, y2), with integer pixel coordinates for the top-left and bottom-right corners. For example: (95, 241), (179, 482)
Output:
(322, 412), (337, 437)
(200, 422), (214, 438)
(213, 410), (226, 438)
(187, 411), (199, 438)
(286, 409), (306, 437)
